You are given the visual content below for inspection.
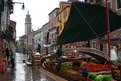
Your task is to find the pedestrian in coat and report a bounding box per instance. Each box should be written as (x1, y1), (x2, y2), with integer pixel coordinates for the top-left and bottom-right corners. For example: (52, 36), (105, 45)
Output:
(5, 48), (9, 60)
(10, 49), (15, 68)
(5, 48), (10, 67)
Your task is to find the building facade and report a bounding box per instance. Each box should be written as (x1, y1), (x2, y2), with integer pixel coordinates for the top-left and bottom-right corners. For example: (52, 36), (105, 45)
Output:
(40, 23), (50, 55)
(26, 31), (35, 53)
(0, 0), (16, 59)
(33, 28), (41, 53)
(48, 8), (59, 53)
(19, 35), (27, 54)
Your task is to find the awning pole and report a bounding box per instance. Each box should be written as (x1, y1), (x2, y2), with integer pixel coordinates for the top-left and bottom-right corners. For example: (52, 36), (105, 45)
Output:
(105, 0), (111, 66)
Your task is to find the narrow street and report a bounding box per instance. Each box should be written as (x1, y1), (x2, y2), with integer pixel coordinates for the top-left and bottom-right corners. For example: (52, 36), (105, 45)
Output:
(0, 53), (67, 81)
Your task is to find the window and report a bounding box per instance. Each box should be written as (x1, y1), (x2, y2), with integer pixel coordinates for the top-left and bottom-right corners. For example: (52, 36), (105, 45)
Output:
(57, 15), (61, 22)
(59, 24), (62, 31)
(117, 0), (121, 9)
(92, 41), (96, 48)
(63, 10), (67, 18)
(52, 21), (56, 27)
(100, 44), (103, 51)
(57, 17), (59, 22)
(56, 26), (59, 34)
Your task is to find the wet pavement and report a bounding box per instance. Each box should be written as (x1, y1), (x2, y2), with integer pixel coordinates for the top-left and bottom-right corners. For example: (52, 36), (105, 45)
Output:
(0, 53), (55, 81)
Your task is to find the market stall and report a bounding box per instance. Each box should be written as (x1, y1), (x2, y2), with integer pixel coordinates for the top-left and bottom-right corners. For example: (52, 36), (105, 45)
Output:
(43, 1), (121, 80)
(43, 52), (120, 81)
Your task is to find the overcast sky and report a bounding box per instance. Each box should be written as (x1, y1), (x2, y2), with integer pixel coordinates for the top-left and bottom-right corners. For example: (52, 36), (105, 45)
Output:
(10, 0), (83, 39)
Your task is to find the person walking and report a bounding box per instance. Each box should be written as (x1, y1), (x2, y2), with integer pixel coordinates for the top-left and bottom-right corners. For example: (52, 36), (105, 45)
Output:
(5, 48), (9, 60)
(10, 49), (15, 68)
(5, 48), (10, 67)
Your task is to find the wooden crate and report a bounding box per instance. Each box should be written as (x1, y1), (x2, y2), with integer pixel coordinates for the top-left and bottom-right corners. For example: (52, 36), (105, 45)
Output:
(32, 54), (41, 67)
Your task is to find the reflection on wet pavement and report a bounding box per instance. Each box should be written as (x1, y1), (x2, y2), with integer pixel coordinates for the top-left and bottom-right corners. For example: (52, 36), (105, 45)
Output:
(0, 53), (55, 81)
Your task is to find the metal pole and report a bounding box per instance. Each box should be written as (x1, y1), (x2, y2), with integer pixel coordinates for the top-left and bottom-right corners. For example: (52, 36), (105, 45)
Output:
(105, 0), (111, 68)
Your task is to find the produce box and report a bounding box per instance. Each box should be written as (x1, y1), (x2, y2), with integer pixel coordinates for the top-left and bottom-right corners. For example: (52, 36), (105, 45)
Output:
(61, 64), (73, 71)
(32, 55), (40, 60)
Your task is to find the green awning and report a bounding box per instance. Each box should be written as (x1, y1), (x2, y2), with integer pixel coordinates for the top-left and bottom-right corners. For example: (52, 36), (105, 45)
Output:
(56, 2), (121, 45)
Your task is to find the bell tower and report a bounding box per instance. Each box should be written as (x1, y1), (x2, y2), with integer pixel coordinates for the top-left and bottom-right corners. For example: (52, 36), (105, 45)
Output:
(25, 10), (32, 35)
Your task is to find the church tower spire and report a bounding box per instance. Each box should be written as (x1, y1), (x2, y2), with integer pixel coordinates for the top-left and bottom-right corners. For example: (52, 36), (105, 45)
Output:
(25, 10), (32, 35)
(27, 10), (29, 15)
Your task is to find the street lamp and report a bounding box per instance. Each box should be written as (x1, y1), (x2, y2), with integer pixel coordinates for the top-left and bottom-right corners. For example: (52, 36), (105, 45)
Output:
(12, 2), (25, 10)
(7, 1), (25, 13)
